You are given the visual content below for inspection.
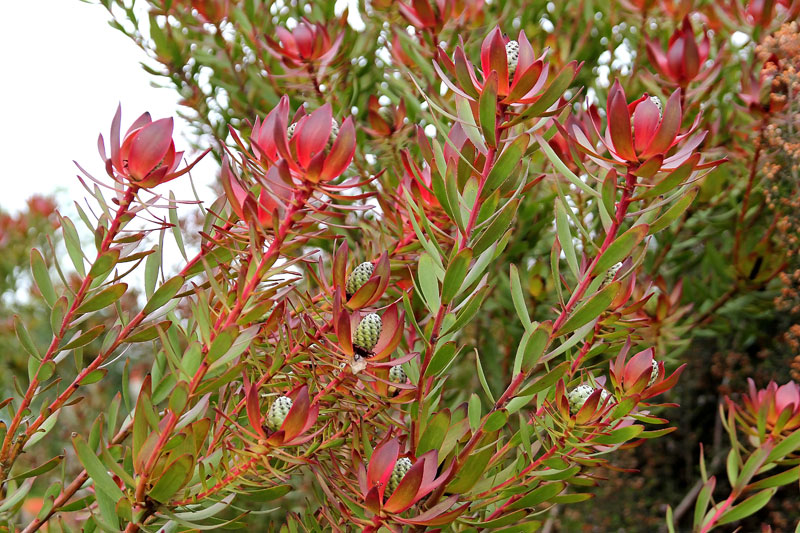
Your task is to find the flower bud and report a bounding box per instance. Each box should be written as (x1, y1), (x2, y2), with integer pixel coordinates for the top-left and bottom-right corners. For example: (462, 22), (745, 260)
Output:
(506, 40), (519, 77)
(346, 261), (374, 296)
(267, 395), (293, 430)
(389, 365), (407, 384)
(287, 118), (340, 149)
(354, 313), (382, 353)
(386, 457), (412, 495)
(602, 262), (623, 287)
(649, 96), (663, 119)
(567, 385), (609, 414)
(648, 359), (659, 387)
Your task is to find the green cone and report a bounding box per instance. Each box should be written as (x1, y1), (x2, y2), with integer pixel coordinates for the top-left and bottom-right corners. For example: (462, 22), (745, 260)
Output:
(386, 457), (412, 495)
(267, 396), (293, 431)
(506, 40), (519, 77)
(389, 365), (407, 384)
(567, 385), (609, 414)
(346, 261), (374, 295)
(353, 313), (382, 352)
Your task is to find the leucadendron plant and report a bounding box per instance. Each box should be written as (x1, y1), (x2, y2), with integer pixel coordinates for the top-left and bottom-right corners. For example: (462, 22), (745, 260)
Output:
(2, 0), (799, 531)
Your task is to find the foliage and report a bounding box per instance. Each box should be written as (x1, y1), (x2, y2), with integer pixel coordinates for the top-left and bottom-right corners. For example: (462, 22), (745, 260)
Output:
(0, 0), (799, 531)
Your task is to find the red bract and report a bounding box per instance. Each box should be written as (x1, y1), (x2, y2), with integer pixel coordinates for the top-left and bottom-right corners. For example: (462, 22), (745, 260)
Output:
(435, 27), (580, 108)
(266, 18), (344, 69)
(360, 438), (452, 516)
(610, 345), (685, 400)
(222, 156), (288, 229)
(251, 96), (356, 183)
(365, 96), (407, 137)
(565, 81), (718, 174)
(332, 243), (392, 310)
(646, 16), (712, 87)
(100, 105), (206, 188)
(246, 384), (320, 447)
(742, 0), (799, 27)
(397, 0), (485, 33)
(732, 378), (800, 438)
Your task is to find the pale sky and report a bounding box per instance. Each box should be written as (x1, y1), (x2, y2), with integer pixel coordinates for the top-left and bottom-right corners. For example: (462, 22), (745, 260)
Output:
(0, 1), (215, 214)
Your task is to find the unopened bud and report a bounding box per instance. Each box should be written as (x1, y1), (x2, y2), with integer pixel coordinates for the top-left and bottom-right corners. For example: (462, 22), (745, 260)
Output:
(602, 262), (623, 287)
(648, 359), (659, 387)
(649, 96), (663, 119)
(506, 40), (519, 77)
(354, 313), (382, 353)
(346, 261), (374, 296)
(567, 385), (609, 414)
(287, 118), (340, 149)
(267, 396), (293, 431)
(389, 365), (407, 384)
(386, 457), (412, 495)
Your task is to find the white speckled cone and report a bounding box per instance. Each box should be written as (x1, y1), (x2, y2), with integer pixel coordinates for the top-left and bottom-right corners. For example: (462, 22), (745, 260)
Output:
(354, 313), (382, 352)
(267, 396), (293, 430)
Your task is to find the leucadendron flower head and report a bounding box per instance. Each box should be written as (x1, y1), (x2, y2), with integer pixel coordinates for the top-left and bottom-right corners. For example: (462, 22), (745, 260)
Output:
(609, 344), (685, 400)
(646, 16), (713, 87)
(99, 105), (207, 188)
(245, 384), (320, 447)
(564, 80), (724, 176)
(730, 378), (800, 440)
(265, 17), (345, 69)
(251, 97), (356, 183)
(434, 26), (580, 109)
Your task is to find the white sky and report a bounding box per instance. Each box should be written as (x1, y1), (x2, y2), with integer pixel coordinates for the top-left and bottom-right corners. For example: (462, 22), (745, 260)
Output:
(0, 1), (215, 214)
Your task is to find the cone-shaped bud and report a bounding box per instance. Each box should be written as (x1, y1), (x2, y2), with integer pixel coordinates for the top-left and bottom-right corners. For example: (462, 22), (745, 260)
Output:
(602, 262), (623, 287)
(287, 118), (339, 149)
(567, 385), (609, 414)
(506, 40), (519, 77)
(386, 457), (412, 495)
(648, 359), (659, 387)
(346, 261), (374, 296)
(267, 396), (293, 431)
(649, 96), (663, 118)
(389, 365), (407, 384)
(354, 313), (382, 352)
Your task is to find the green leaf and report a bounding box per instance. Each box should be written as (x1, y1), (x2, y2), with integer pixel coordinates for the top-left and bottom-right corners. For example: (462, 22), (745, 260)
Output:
(14, 315), (40, 359)
(555, 281), (620, 336)
(473, 198), (519, 255)
(88, 249), (120, 280)
(716, 487), (777, 526)
(535, 134), (599, 197)
(649, 187), (699, 234)
(0, 479), (34, 512)
(31, 249), (57, 307)
(519, 361), (568, 396)
(448, 444), (493, 493)
(746, 466), (800, 491)
(638, 156), (698, 199)
(441, 285), (489, 336)
(468, 393), (482, 430)
(767, 427), (800, 463)
(556, 201), (579, 279)
(592, 225), (649, 275)
(484, 134), (529, 196)
(7, 455), (63, 483)
(475, 350), (495, 402)
(479, 71), (498, 147)
(62, 325), (106, 351)
(144, 246), (161, 299)
(417, 253), (441, 313)
(123, 321), (171, 343)
(50, 296), (68, 335)
(72, 434), (124, 528)
(79, 369), (108, 385)
(149, 454), (192, 503)
(418, 410), (451, 455)
(143, 275), (184, 314)
(509, 482), (565, 510)
(591, 424), (644, 445)
(484, 410), (508, 432)
(169, 381), (190, 414)
(442, 249), (473, 305)
(509, 264), (532, 330)
(61, 215), (86, 276)
(76, 283), (128, 314)
(426, 341), (459, 377)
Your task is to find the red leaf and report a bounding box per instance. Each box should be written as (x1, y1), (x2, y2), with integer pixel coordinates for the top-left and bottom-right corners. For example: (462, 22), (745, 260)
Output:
(633, 97), (662, 155)
(296, 104), (332, 168)
(384, 458), (424, 513)
(282, 385), (310, 441)
(320, 116), (356, 182)
(127, 118), (174, 181)
(641, 89), (682, 159)
(367, 438), (400, 494)
(607, 84), (636, 161)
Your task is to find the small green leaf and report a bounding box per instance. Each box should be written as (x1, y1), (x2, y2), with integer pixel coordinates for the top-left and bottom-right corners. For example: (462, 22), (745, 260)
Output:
(72, 434), (124, 528)
(169, 381), (190, 414)
(144, 246), (161, 299)
(479, 71), (498, 147)
(468, 393), (481, 430)
(50, 296), (68, 335)
(417, 253), (441, 313)
(484, 410), (508, 432)
(149, 454), (192, 503)
(62, 325), (106, 351)
(60, 216), (86, 276)
(448, 444), (493, 493)
(638, 155), (698, 199)
(555, 282), (620, 336)
(14, 316), (40, 359)
(509, 482), (566, 510)
(418, 410), (451, 455)
(88, 249), (120, 280)
(144, 276), (184, 314)
(441, 286), (490, 336)
(716, 487), (777, 526)
(79, 369), (108, 385)
(649, 187), (699, 234)
(591, 424), (644, 445)
(509, 264), (532, 330)
(76, 283), (128, 314)
(441, 249), (473, 305)
(556, 201), (579, 279)
(473, 198), (519, 255)
(31, 249), (57, 307)
(484, 134), (529, 196)
(519, 361), (568, 396)
(426, 341), (459, 377)
(7, 455), (63, 483)
(592, 225), (649, 275)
